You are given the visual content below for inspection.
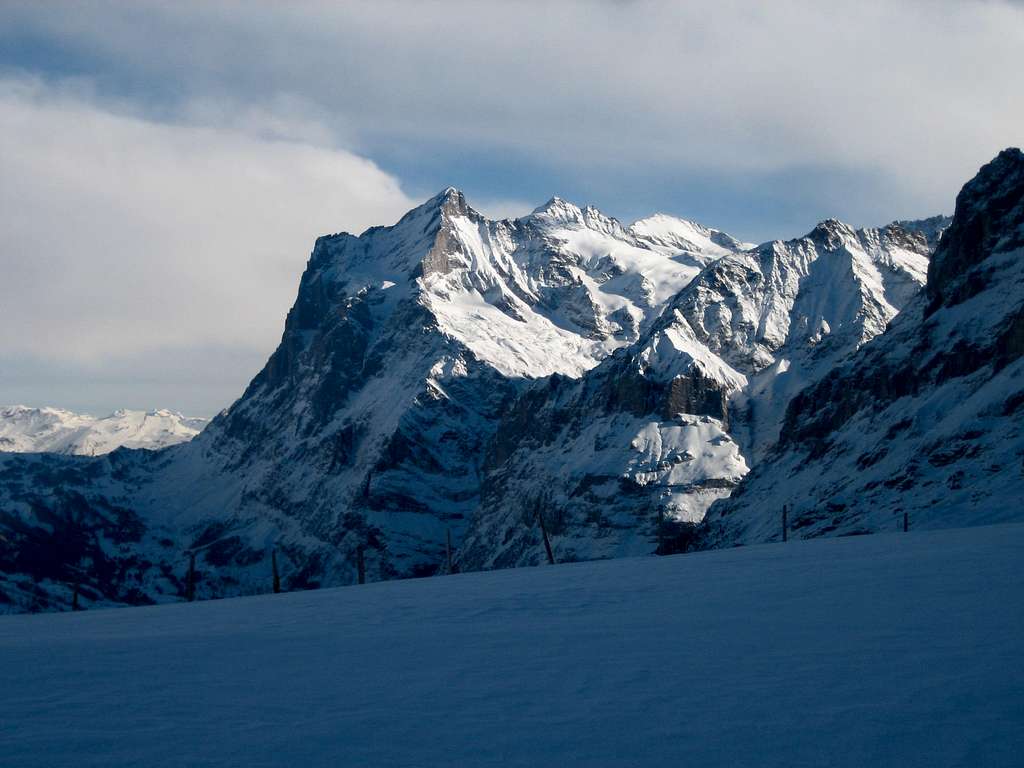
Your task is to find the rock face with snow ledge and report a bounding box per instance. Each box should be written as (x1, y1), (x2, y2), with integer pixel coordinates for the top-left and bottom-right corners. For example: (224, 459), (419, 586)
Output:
(0, 406), (206, 455)
(702, 148), (1024, 547)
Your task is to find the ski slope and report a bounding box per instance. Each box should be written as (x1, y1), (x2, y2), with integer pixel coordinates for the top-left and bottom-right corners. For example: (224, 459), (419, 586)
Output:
(1, 524), (1021, 767)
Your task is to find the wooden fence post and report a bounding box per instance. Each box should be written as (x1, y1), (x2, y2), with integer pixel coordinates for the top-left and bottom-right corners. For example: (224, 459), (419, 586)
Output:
(536, 509), (555, 565)
(272, 548), (281, 594)
(782, 504), (788, 543)
(903, 512), (908, 533)
(356, 546), (366, 585)
(657, 507), (665, 555)
(71, 583), (80, 612)
(446, 528), (453, 574)
(186, 551), (196, 602)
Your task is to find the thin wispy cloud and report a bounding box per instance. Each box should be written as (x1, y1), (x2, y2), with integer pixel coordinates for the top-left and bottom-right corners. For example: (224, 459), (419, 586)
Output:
(3, 1), (1021, 229)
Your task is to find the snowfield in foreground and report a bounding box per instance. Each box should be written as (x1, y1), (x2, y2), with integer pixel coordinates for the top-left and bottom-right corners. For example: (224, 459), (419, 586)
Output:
(1, 523), (1021, 767)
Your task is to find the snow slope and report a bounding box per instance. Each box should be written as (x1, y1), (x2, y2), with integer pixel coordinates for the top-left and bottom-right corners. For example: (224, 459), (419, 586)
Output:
(0, 406), (206, 455)
(1, 523), (1020, 767)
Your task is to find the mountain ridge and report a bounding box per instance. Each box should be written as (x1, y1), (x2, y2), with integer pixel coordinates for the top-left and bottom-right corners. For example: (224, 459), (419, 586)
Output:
(0, 405), (206, 455)
(455, 210), (946, 569)
(1, 164), (997, 612)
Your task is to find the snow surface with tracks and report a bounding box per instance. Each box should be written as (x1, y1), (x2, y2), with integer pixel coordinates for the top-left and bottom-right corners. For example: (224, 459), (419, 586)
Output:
(1, 523), (1020, 767)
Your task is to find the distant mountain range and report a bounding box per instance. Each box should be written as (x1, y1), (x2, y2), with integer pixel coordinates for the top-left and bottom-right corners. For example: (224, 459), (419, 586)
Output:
(2, 148), (1022, 614)
(0, 406), (206, 455)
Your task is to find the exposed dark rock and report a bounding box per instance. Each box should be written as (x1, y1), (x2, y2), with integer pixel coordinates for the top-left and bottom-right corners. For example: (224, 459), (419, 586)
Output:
(927, 148), (1024, 312)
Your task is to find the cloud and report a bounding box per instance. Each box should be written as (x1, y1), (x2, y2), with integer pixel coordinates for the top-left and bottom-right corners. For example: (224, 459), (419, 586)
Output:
(0, 76), (414, 413)
(2, 0), (1021, 233)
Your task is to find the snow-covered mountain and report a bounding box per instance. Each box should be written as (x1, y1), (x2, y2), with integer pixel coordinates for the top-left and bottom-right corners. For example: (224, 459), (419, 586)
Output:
(186, 189), (752, 579)
(413, 191), (747, 378)
(702, 147), (1024, 546)
(0, 406), (206, 455)
(0, 190), (749, 611)
(8, 146), (1024, 614)
(456, 215), (944, 569)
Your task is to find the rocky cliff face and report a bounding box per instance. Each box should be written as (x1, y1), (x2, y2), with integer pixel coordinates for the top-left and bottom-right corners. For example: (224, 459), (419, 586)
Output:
(702, 148), (1024, 547)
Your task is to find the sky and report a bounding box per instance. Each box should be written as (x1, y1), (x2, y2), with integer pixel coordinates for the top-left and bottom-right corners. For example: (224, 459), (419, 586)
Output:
(1, 0), (1022, 416)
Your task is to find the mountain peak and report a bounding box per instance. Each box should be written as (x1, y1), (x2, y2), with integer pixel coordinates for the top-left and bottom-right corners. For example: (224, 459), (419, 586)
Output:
(393, 187), (473, 227)
(796, 218), (858, 253)
(430, 185), (462, 203)
(426, 186), (470, 214)
(530, 195), (582, 219)
(525, 196), (629, 239)
(808, 217), (856, 240)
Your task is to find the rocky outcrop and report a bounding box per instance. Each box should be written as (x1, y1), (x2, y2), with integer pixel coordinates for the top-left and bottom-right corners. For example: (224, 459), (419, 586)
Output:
(927, 148), (1024, 312)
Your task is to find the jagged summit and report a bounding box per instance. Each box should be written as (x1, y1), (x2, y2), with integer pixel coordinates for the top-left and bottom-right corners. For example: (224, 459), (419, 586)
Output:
(530, 195), (572, 216)
(892, 215), (951, 250)
(419, 185), (467, 208)
(296, 189), (754, 381)
(426, 185), (474, 217)
(524, 196), (627, 239)
(806, 218), (859, 249)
